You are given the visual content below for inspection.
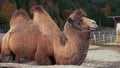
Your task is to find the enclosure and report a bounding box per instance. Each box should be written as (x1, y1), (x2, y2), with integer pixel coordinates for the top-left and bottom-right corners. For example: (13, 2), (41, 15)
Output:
(90, 29), (117, 45)
(0, 0), (120, 68)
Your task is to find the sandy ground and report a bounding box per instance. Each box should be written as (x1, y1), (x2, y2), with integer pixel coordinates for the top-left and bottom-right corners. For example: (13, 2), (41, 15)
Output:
(81, 45), (120, 68)
(0, 45), (120, 68)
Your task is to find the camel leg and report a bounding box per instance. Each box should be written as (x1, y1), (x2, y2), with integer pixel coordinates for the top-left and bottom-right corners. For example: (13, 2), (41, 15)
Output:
(35, 50), (52, 65)
(35, 55), (52, 65)
(2, 55), (13, 62)
(13, 55), (21, 63)
(1, 45), (13, 62)
(1, 33), (13, 62)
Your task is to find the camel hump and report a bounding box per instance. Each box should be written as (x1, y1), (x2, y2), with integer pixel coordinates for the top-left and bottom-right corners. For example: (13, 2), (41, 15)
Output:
(31, 5), (44, 13)
(11, 9), (30, 20)
(10, 9), (30, 28)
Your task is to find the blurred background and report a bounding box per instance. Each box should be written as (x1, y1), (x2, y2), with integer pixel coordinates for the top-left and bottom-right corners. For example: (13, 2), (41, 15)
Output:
(1, 1), (120, 67)
(0, 0), (119, 32)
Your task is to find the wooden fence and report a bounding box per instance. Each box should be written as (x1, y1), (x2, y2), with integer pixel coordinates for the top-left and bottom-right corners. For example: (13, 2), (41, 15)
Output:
(90, 30), (116, 44)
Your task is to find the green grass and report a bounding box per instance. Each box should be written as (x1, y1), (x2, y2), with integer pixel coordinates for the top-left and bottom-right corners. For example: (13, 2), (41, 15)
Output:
(104, 42), (120, 45)
(90, 41), (120, 46)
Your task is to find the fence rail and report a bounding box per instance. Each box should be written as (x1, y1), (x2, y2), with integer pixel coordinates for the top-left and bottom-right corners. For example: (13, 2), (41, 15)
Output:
(90, 30), (116, 44)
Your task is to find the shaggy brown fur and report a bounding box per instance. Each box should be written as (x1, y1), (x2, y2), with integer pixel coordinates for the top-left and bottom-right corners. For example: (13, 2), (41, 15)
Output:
(31, 5), (62, 64)
(31, 5), (61, 36)
(2, 5), (98, 65)
(0, 33), (5, 52)
(1, 7), (57, 65)
(1, 10), (40, 62)
(10, 9), (31, 28)
(31, 6), (98, 65)
(53, 9), (98, 65)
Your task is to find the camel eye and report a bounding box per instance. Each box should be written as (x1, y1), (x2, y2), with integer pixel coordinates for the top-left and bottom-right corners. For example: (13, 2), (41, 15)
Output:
(68, 18), (74, 24)
(92, 22), (96, 24)
(77, 19), (82, 25)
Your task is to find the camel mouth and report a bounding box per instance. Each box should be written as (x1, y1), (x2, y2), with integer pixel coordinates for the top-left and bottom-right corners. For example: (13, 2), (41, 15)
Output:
(88, 24), (98, 30)
(81, 17), (98, 31)
(86, 23), (98, 31)
(90, 24), (98, 31)
(89, 27), (98, 30)
(86, 20), (98, 31)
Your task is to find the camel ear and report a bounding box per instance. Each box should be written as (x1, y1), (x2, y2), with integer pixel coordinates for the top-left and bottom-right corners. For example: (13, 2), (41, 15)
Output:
(67, 18), (74, 24)
(76, 9), (87, 17)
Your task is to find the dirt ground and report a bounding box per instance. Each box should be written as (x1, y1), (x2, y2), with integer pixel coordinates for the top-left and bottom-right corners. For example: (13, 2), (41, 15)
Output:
(81, 45), (120, 68)
(0, 45), (120, 68)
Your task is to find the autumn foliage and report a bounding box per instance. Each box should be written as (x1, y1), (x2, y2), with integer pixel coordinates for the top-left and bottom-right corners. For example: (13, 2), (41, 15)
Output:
(0, 0), (119, 32)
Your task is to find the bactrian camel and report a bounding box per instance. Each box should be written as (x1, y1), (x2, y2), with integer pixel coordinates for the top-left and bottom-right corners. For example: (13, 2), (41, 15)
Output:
(1, 5), (98, 65)
(32, 5), (98, 65)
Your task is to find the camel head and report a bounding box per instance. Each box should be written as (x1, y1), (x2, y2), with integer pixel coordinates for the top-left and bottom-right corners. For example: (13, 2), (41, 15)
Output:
(10, 9), (30, 27)
(67, 9), (98, 31)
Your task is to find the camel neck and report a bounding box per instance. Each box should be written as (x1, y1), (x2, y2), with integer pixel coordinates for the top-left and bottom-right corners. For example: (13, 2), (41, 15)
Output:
(64, 22), (90, 52)
(53, 22), (90, 64)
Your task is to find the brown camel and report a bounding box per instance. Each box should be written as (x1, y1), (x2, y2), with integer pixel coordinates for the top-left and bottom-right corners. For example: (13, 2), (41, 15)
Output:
(1, 5), (98, 65)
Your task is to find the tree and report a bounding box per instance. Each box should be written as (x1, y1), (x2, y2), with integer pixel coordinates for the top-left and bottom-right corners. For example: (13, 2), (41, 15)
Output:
(14, 0), (32, 15)
(102, 4), (111, 15)
(0, 1), (17, 21)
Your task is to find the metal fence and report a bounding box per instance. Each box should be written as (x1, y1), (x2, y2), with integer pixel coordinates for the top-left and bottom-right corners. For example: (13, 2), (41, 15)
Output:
(0, 23), (117, 45)
(90, 30), (116, 44)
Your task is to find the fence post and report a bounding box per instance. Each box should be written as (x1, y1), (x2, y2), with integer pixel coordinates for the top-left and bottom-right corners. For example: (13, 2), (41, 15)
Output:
(110, 33), (112, 42)
(102, 34), (105, 43)
(91, 30), (116, 44)
(98, 31), (101, 41)
(93, 32), (97, 44)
